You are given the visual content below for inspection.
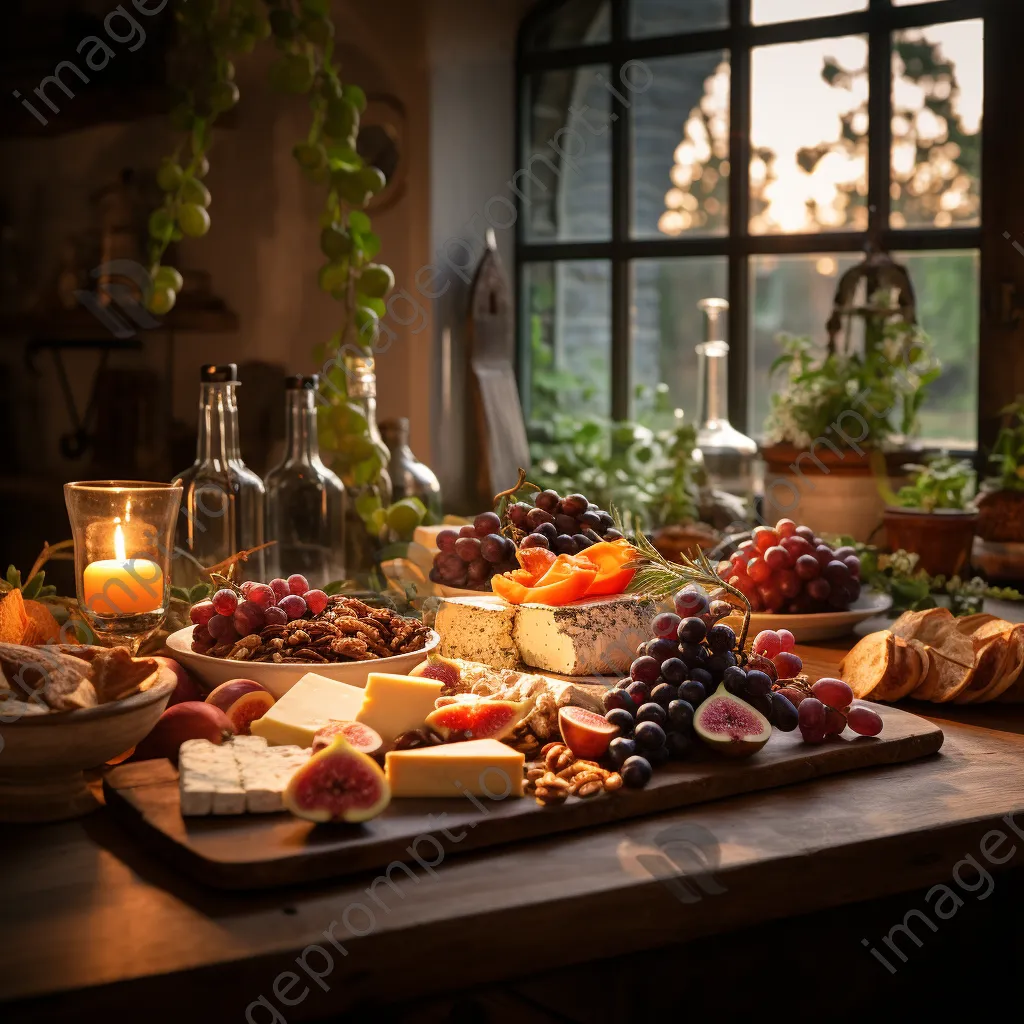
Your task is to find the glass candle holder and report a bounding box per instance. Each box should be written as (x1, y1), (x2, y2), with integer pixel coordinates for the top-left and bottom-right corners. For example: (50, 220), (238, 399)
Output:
(64, 481), (182, 652)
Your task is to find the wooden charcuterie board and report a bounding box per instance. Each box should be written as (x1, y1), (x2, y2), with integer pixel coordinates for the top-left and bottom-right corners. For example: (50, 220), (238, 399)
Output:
(103, 704), (943, 890)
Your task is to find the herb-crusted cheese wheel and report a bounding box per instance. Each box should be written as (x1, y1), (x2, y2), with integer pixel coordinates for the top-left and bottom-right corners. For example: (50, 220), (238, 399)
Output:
(513, 595), (656, 676)
(435, 596), (519, 669)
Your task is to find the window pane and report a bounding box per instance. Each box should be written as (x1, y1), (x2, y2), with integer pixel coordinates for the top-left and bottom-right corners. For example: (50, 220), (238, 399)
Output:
(524, 261), (612, 422)
(523, 0), (609, 51)
(896, 250), (979, 447)
(891, 21), (983, 230)
(752, 0), (865, 24)
(633, 53), (730, 240)
(630, 0), (728, 39)
(523, 67), (612, 243)
(632, 258), (729, 421)
(750, 36), (869, 235)
(750, 253), (864, 436)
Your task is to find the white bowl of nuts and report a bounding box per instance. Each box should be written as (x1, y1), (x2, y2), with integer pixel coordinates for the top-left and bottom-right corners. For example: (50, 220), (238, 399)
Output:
(165, 601), (439, 700)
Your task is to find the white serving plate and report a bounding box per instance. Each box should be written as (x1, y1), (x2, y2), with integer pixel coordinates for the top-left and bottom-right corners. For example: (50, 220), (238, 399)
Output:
(165, 626), (439, 699)
(721, 590), (893, 643)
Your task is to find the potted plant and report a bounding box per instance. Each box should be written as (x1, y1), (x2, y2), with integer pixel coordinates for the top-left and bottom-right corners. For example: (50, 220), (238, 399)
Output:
(882, 453), (978, 577)
(973, 398), (1024, 580)
(761, 251), (941, 543)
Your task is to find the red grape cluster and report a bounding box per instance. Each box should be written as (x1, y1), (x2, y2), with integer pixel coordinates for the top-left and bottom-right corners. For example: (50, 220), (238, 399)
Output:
(509, 489), (623, 554)
(721, 518), (862, 614)
(776, 676), (884, 743)
(429, 512), (518, 591)
(189, 574), (329, 645)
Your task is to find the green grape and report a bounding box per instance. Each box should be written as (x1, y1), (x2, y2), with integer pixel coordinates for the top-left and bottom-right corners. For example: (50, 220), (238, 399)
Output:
(368, 507), (388, 536)
(324, 98), (358, 142)
(357, 166), (386, 196)
(147, 287), (176, 316)
(333, 170), (372, 206)
(358, 264), (394, 299)
(354, 491), (382, 520)
(293, 142), (326, 171)
(349, 210), (372, 234)
(209, 81), (240, 113)
(223, 60), (235, 82)
(194, 154), (210, 178)
(269, 54), (314, 94)
(354, 306), (379, 346)
(301, 0), (330, 16)
(179, 204), (211, 238)
(318, 262), (347, 294)
(148, 208), (176, 241)
(303, 15), (333, 46)
(342, 84), (367, 113)
(156, 159), (184, 192)
(181, 178), (212, 208)
(153, 266), (184, 292)
(320, 225), (352, 261)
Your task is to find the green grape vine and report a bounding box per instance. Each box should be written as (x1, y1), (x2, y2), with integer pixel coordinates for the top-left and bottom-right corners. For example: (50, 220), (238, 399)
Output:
(146, 0), (397, 526)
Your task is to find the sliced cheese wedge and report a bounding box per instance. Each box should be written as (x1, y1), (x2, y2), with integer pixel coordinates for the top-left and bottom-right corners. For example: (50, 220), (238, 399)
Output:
(250, 672), (367, 747)
(385, 738), (524, 798)
(356, 672), (444, 746)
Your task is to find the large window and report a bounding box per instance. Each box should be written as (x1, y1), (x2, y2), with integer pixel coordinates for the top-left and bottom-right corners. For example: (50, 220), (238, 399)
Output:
(516, 0), (986, 448)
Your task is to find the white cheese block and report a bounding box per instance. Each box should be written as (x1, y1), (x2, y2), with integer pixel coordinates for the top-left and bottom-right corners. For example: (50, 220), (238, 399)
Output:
(250, 672), (367, 747)
(178, 736), (309, 816)
(434, 596), (519, 669)
(513, 595), (656, 676)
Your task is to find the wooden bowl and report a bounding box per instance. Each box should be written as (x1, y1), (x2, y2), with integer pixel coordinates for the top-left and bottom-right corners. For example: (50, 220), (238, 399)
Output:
(0, 675), (175, 823)
(165, 626), (440, 699)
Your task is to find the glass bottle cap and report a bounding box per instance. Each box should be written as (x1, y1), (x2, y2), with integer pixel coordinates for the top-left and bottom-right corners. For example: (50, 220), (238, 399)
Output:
(201, 364), (238, 383)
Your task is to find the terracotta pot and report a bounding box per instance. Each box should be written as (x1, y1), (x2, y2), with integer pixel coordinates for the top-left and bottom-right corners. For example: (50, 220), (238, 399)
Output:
(976, 489), (1024, 543)
(760, 443), (911, 543)
(652, 522), (719, 564)
(882, 507), (978, 577)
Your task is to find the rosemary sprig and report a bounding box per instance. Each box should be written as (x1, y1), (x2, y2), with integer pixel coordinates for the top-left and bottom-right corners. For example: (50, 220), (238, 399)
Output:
(622, 518), (754, 654)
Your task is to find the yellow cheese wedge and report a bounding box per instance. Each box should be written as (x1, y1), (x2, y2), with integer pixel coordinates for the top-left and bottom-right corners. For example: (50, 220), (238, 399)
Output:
(355, 672), (444, 746)
(385, 738), (525, 798)
(250, 672), (367, 747)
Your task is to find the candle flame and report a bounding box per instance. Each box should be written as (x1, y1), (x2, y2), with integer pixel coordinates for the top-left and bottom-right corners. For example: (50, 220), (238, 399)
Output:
(114, 523), (127, 563)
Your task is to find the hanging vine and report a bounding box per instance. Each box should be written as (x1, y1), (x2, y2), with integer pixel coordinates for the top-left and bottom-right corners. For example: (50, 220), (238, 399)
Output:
(145, 0), (396, 512)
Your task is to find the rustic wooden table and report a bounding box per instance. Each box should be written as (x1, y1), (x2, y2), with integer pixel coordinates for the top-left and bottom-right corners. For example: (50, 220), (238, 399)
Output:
(3, 631), (1024, 1023)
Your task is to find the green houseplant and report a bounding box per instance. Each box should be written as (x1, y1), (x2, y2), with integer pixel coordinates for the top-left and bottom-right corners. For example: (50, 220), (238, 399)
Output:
(760, 256), (941, 544)
(142, 0), (421, 576)
(882, 453), (978, 578)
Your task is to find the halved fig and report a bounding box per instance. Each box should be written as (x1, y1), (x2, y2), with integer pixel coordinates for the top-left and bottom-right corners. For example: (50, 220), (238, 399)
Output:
(284, 736), (391, 824)
(558, 705), (619, 760)
(424, 698), (531, 741)
(311, 720), (383, 756)
(205, 678), (274, 735)
(410, 652), (461, 690)
(693, 683), (772, 758)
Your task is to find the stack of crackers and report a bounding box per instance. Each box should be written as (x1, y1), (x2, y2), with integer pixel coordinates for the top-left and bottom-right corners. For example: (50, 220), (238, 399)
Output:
(841, 609), (1024, 704)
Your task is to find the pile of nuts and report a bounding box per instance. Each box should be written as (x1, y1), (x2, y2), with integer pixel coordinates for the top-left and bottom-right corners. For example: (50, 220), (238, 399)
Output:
(524, 742), (623, 806)
(197, 597), (433, 663)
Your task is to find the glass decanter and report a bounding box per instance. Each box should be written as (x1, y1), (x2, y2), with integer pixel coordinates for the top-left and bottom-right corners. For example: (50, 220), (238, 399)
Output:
(265, 375), (346, 587)
(694, 298), (758, 506)
(171, 364), (266, 586)
(381, 417), (442, 520)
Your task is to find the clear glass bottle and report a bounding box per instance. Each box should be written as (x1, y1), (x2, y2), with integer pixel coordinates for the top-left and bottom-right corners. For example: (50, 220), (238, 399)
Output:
(340, 353), (392, 575)
(171, 364), (266, 586)
(265, 375), (346, 587)
(380, 417), (442, 520)
(694, 298), (758, 505)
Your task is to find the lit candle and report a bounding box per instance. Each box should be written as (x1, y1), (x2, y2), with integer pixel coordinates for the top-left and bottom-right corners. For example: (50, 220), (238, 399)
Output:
(83, 523), (164, 616)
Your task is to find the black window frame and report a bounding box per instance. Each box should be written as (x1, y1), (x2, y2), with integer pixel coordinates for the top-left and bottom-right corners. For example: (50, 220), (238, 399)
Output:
(514, 0), (991, 446)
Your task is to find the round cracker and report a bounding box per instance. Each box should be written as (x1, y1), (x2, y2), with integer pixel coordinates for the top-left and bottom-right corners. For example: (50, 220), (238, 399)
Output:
(971, 626), (1024, 704)
(871, 636), (924, 702)
(840, 630), (893, 700)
